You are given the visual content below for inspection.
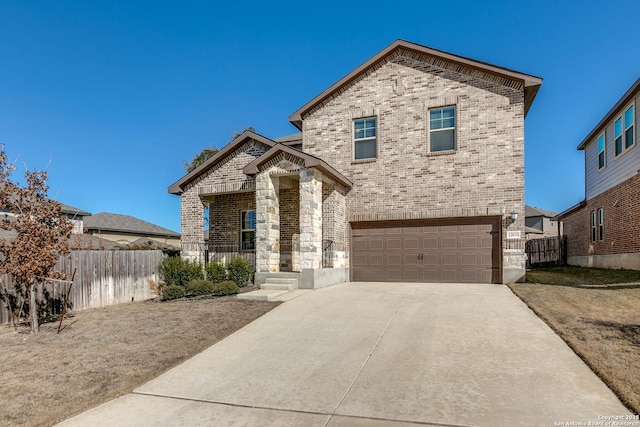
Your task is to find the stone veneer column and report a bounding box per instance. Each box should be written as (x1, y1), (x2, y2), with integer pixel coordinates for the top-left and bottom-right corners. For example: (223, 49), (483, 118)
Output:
(502, 205), (526, 283)
(299, 168), (323, 270)
(255, 172), (280, 273)
(180, 190), (204, 262)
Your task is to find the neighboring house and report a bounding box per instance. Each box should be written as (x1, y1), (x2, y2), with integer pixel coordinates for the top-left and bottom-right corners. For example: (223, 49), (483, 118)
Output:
(83, 212), (181, 249)
(1, 200), (89, 242)
(556, 77), (640, 269)
(525, 205), (560, 240)
(59, 203), (91, 234)
(68, 233), (122, 250)
(169, 39), (542, 286)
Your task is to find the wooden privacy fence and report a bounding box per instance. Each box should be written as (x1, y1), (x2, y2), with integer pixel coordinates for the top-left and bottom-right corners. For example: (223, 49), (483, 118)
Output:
(526, 236), (567, 268)
(1, 250), (164, 325)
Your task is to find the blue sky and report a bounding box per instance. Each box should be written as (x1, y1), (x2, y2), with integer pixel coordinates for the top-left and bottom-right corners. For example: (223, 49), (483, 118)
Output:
(1, 1), (639, 232)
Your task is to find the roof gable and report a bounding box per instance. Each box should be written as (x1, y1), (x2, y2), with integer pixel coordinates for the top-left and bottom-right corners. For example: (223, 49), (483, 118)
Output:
(242, 144), (353, 189)
(577, 76), (640, 150)
(289, 39), (542, 129)
(168, 131), (277, 195)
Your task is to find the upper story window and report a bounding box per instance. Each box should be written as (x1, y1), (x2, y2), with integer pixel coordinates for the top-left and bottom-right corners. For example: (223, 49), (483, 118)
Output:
(597, 133), (606, 170)
(429, 106), (456, 152)
(624, 104), (634, 149)
(353, 117), (377, 160)
(615, 103), (635, 156)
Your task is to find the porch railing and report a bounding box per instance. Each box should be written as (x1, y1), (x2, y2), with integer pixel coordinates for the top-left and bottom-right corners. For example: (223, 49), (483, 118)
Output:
(322, 239), (334, 268)
(204, 242), (256, 268)
(203, 239), (338, 270)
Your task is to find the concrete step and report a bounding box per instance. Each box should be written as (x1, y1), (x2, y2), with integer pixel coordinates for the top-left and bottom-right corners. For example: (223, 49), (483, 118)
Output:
(261, 278), (299, 291)
(237, 289), (288, 302)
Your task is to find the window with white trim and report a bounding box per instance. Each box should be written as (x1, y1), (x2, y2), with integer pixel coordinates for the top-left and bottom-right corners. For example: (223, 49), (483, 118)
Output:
(615, 103), (635, 156)
(597, 208), (604, 241)
(597, 133), (606, 170)
(240, 210), (255, 250)
(429, 106), (456, 152)
(353, 117), (376, 160)
(590, 210), (597, 243)
(624, 104), (634, 150)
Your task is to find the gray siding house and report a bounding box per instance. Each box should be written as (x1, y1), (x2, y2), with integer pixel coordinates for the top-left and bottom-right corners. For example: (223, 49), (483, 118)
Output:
(169, 40), (542, 287)
(557, 77), (640, 269)
(525, 205), (560, 240)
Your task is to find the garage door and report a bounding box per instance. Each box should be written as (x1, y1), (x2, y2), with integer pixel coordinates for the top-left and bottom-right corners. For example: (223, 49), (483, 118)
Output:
(351, 218), (500, 283)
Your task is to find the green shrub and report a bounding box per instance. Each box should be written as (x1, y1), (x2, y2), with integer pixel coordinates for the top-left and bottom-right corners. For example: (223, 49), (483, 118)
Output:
(186, 279), (216, 296)
(226, 257), (254, 287)
(158, 256), (203, 287)
(205, 261), (227, 283)
(211, 280), (240, 296)
(162, 285), (185, 300)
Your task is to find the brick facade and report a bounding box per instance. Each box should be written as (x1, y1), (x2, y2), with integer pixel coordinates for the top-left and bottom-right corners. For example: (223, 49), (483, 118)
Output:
(301, 49), (527, 276)
(180, 140), (269, 259)
(564, 173), (640, 258)
(171, 41), (539, 284)
(322, 182), (348, 268)
(209, 192), (255, 244)
(560, 77), (640, 270)
(279, 186), (300, 250)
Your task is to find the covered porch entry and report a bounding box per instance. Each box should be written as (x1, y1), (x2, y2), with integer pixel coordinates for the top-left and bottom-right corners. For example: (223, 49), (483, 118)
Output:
(243, 145), (352, 289)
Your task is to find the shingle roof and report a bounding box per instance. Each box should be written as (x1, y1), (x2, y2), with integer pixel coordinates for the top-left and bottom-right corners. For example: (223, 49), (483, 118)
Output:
(59, 202), (91, 217)
(83, 212), (180, 237)
(68, 234), (122, 250)
(275, 133), (302, 145)
(525, 205), (557, 218)
(128, 237), (180, 250)
(525, 226), (544, 235)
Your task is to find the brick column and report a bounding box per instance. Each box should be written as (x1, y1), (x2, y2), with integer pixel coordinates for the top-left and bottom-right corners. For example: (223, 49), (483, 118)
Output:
(180, 190), (204, 262)
(299, 168), (323, 270)
(256, 172), (280, 273)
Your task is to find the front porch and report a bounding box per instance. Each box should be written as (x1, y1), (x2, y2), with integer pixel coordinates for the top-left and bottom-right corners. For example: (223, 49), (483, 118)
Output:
(180, 140), (353, 289)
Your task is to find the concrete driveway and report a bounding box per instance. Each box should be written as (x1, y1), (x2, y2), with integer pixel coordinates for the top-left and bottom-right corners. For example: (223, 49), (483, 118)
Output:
(58, 282), (630, 427)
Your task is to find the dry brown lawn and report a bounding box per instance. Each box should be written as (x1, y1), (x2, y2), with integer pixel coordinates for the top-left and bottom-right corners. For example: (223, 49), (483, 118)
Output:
(510, 266), (640, 415)
(0, 291), (280, 427)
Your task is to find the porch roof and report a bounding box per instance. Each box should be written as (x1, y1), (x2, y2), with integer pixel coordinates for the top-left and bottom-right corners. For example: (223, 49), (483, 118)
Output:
(242, 144), (353, 189)
(168, 131), (277, 195)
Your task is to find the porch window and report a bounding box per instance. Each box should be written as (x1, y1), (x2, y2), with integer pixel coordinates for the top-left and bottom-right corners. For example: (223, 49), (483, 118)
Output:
(241, 210), (255, 250)
(353, 117), (377, 160)
(597, 133), (606, 170)
(429, 106), (456, 152)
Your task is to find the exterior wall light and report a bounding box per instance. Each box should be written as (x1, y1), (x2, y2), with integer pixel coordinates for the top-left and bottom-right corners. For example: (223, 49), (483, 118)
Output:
(511, 211), (519, 221)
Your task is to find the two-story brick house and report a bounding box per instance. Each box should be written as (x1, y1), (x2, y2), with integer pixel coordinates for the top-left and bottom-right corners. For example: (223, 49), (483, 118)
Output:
(556, 77), (639, 269)
(169, 40), (542, 287)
